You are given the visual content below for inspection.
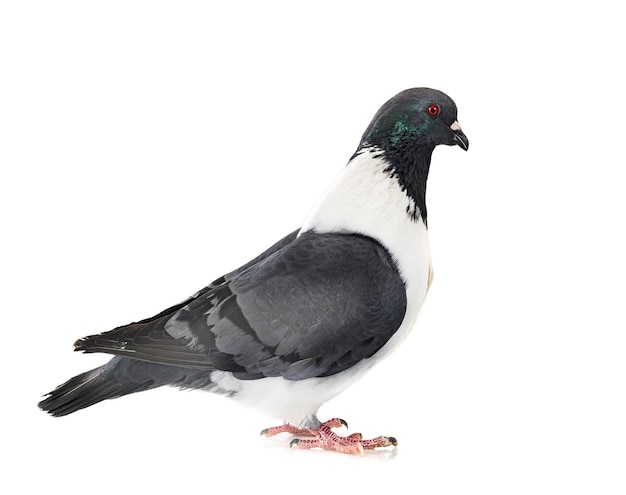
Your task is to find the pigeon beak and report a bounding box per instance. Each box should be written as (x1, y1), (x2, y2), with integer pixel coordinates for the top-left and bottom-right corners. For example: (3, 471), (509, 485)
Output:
(450, 121), (469, 151)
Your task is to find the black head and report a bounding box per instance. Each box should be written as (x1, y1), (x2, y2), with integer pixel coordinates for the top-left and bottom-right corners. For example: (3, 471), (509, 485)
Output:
(356, 88), (468, 225)
(361, 87), (468, 153)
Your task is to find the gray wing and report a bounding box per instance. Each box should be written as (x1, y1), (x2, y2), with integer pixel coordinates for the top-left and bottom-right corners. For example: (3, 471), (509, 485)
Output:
(76, 231), (407, 380)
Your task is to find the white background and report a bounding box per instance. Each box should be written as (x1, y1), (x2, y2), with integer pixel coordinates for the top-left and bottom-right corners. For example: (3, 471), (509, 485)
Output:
(2, 1), (625, 493)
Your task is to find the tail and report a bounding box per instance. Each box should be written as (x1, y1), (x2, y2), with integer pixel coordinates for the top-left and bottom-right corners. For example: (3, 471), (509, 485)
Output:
(38, 358), (156, 417)
(38, 357), (215, 417)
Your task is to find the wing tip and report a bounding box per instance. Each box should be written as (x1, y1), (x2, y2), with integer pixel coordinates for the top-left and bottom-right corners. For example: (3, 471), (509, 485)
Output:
(73, 337), (87, 351)
(73, 334), (130, 354)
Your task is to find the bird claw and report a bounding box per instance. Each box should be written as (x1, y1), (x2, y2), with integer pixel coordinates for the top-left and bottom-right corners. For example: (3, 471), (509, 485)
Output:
(262, 418), (397, 455)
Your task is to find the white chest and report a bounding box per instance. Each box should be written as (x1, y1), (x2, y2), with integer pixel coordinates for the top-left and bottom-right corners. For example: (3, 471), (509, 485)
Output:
(298, 148), (433, 387)
(300, 148), (432, 317)
(212, 150), (433, 427)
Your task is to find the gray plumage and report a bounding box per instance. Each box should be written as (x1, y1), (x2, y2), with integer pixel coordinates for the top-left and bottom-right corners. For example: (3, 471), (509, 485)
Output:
(40, 232), (405, 415)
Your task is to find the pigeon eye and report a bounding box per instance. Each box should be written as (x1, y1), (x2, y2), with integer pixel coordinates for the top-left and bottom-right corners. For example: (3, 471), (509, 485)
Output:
(427, 104), (440, 116)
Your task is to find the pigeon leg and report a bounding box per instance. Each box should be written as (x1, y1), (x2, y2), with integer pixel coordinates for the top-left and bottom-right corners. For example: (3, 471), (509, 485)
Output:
(262, 418), (397, 455)
(260, 417), (346, 438)
(260, 423), (313, 437)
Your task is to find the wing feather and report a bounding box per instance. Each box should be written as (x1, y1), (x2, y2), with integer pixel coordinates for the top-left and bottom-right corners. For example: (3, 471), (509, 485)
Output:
(75, 231), (407, 381)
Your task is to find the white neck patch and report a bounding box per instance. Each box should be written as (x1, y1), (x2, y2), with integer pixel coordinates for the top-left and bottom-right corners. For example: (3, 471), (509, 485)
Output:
(300, 147), (430, 289)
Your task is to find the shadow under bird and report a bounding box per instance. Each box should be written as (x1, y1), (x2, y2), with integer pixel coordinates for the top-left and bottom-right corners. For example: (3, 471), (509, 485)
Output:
(39, 87), (469, 454)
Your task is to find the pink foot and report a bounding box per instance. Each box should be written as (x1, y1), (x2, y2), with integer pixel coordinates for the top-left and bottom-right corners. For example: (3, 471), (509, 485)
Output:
(261, 418), (397, 455)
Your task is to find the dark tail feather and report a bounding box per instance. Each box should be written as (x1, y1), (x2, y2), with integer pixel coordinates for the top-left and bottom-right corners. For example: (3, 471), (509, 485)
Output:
(39, 357), (216, 417)
(38, 360), (156, 417)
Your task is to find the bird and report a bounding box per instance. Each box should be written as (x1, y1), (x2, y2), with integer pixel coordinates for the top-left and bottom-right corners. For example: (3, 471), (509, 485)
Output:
(39, 87), (468, 454)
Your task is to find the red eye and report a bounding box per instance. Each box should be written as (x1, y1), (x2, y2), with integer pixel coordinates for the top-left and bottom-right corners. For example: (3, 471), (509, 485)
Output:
(427, 104), (440, 116)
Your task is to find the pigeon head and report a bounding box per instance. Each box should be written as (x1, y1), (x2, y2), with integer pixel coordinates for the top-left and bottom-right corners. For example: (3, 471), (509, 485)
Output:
(357, 88), (468, 224)
(361, 87), (468, 153)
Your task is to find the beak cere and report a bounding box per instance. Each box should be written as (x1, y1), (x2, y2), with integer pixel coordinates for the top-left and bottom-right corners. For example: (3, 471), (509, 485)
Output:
(450, 121), (469, 151)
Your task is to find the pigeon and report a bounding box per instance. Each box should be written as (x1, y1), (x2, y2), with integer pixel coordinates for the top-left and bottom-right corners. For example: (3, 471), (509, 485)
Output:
(39, 87), (468, 454)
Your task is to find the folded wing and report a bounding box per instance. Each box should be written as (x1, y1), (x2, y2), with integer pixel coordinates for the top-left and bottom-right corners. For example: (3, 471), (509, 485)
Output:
(76, 231), (407, 381)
